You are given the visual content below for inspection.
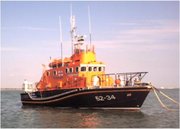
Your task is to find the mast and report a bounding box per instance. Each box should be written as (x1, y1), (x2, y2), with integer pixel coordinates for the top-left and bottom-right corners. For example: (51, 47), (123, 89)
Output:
(70, 4), (74, 54)
(70, 4), (85, 54)
(59, 16), (63, 66)
(88, 6), (92, 46)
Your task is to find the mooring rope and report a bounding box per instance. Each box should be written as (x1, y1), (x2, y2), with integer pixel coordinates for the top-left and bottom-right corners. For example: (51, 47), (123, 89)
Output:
(150, 85), (179, 111)
(152, 87), (171, 110)
(152, 86), (179, 105)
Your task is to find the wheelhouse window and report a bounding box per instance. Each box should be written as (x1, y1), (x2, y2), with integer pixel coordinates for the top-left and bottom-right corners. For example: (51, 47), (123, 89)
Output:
(66, 68), (69, 73)
(52, 64), (57, 69)
(65, 63), (69, 67)
(103, 67), (105, 71)
(46, 71), (50, 76)
(53, 71), (57, 76)
(58, 63), (62, 68)
(98, 67), (102, 71)
(69, 68), (73, 73)
(93, 67), (97, 71)
(88, 67), (92, 71)
(81, 66), (86, 72)
(76, 67), (79, 72)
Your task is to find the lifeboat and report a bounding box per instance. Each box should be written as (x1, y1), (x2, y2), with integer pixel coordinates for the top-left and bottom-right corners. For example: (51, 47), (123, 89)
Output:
(20, 12), (152, 110)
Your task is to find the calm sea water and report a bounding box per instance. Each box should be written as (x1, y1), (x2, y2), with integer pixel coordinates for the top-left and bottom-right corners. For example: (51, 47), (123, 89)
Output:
(1, 89), (179, 128)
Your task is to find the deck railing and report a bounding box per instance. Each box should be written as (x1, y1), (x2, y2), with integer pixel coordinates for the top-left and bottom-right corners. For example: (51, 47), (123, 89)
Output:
(93, 72), (148, 87)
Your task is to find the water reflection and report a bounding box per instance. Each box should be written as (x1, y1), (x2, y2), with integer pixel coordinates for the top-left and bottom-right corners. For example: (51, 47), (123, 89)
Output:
(78, 112), (101, 128)
(77, 109), (146, 128)
(19, 107), (147, 128)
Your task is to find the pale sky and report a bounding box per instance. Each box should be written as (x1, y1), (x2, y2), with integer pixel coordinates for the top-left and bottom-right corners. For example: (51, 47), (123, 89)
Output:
(1, 1), (179, 88)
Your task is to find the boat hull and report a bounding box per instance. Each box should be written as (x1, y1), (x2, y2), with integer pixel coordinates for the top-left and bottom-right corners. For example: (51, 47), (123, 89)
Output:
(21, 86), (151, 109)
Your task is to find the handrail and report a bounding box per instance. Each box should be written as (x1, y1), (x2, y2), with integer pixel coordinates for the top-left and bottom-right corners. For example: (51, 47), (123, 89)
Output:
(104, 71), (148, 75)
(99, 72), (148, 81)
(102, 72), (148, 78)
(93, 72), (148, 87)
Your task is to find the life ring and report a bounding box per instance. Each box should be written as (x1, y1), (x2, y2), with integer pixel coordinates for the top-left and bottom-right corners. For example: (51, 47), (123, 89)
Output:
(115, 79), (121, 86)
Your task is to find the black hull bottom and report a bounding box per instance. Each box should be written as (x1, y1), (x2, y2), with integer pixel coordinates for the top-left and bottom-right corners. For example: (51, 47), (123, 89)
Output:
(20, 86), (151, 109)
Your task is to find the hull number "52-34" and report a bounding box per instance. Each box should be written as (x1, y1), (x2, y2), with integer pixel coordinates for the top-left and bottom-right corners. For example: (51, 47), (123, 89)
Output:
(95, 95), (116, 101)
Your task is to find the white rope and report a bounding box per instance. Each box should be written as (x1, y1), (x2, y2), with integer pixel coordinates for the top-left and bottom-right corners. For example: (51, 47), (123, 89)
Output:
(150, 85), (179, 111)
(152, 87), (171, 110)
(153, 86), (179, 105)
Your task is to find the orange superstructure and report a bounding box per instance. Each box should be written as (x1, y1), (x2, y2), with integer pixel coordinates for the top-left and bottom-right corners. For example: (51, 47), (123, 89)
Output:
(36, 16), (114, 91)
(36, 45), (114, 91)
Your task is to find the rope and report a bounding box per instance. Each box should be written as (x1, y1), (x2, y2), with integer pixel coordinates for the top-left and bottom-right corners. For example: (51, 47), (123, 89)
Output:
(150, 85), (179, 111)
(152, 86), (179, 105)
(152, 87), (171, 110)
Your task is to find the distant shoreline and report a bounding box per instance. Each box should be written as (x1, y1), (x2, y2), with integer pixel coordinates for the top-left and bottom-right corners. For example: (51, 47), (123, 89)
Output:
(1, 88), (22, 91)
